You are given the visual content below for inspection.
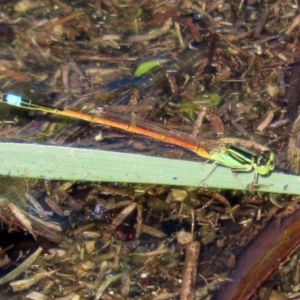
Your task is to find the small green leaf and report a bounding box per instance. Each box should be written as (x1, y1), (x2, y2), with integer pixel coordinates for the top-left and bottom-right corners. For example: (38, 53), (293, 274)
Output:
(207, 93), (222, 108)
(194, 93), (222, 109)
(134, 59), (168, 77)
(175, 102), (201, 122)
(136, 8), (143, 17)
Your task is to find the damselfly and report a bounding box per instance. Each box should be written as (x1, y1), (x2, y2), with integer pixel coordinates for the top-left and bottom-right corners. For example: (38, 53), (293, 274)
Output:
(0, 93), (275, 181)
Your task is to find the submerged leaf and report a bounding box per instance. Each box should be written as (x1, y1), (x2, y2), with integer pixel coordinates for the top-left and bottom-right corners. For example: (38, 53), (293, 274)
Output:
(134, 59), (168, 77)
(195, 93), (222, 109)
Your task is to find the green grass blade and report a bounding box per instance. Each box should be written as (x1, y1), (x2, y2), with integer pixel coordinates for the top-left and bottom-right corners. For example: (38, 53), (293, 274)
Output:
(0, 142), (297, 194)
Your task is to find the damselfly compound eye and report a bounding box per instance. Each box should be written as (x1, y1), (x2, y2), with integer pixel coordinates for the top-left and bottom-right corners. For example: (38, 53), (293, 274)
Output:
(255, 151), (275, 175)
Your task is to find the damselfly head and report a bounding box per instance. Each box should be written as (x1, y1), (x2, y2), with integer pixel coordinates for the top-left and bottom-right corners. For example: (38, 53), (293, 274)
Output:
(255, 151), (275, 175)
